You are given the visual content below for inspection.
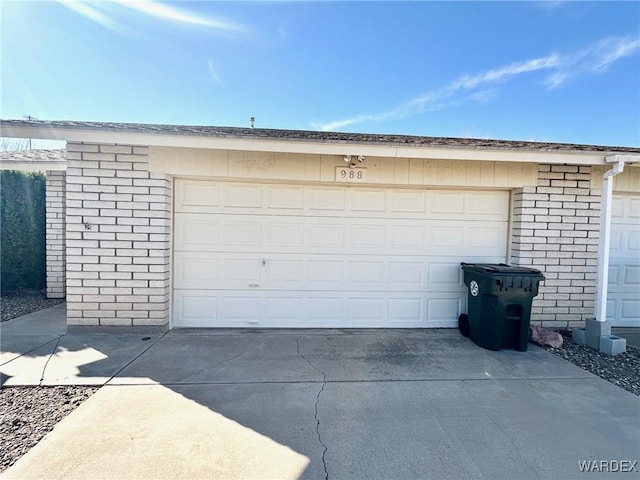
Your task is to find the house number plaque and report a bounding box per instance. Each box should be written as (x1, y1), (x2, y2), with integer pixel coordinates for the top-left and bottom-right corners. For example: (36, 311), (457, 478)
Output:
(335, 167), (367, 183)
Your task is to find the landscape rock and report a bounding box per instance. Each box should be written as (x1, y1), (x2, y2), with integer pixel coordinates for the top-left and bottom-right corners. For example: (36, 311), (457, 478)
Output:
(529, 325), (564, 348)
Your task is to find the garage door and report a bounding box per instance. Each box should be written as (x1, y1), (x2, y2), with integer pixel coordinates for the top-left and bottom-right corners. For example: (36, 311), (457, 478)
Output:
(173, 180), (509, 328)
(608, 195), (640, 327)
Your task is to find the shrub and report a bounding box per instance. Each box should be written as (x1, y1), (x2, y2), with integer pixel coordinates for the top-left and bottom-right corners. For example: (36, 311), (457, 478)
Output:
(0, 171), (46, 293)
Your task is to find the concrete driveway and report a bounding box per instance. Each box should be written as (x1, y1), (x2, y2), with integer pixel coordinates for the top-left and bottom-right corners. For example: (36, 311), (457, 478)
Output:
(2, 306), (639, 479)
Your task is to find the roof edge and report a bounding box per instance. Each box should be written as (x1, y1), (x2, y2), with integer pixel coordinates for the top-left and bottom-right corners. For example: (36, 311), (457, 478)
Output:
(2, 119), (639, 164)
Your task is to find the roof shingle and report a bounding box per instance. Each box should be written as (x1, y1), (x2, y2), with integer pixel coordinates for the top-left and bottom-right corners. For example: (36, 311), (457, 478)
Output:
(1, 119), (639, 154)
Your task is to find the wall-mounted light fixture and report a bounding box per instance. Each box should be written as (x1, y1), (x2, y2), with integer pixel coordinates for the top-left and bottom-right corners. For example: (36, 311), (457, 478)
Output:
(344, 155), (365, 167)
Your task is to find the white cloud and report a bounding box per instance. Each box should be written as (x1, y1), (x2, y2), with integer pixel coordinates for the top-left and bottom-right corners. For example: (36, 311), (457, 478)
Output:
(312, 35), (640, 131)
(470, 89), (499, 104)
(59, 0), (245, 34)
(58, 0), (123, 32)
(115, 0), (244, 32)
(448, 54), (562, 91)
(207, 59), (222, 84)
(543, 36), (640, 89)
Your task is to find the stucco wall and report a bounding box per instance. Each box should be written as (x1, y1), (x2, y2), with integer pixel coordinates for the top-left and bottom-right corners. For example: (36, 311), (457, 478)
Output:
(591, 164), (640, 193)
(149, 146), (539, 188)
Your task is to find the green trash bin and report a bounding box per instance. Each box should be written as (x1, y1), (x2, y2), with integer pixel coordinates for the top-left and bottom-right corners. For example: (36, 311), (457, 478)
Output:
(459, 263), (544, 351)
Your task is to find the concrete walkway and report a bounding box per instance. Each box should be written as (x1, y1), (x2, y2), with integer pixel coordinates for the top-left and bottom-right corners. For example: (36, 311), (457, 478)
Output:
(1, 305), (639, 479)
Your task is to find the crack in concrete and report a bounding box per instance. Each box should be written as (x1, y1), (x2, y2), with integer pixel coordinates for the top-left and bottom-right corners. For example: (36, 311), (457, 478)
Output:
(107, 331), (169, 384)
(0, 337), (60, 367)
(39, 334), (65, 386)
(296, 336), (329, 480)
(208, 338), (266, 372)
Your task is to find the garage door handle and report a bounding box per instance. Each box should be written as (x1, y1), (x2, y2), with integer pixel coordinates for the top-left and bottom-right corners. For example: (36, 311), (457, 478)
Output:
(262, 258), (267, 267)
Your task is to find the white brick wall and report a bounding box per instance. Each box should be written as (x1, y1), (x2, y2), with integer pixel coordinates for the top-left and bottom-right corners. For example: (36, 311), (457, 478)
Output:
(511, 164), (600, 328)
(65, 143), (171, 329)
(46, 171), (66, 298)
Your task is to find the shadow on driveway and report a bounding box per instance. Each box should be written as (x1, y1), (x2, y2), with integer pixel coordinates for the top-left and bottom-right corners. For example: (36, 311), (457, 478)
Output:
(2, 306), (639, 479)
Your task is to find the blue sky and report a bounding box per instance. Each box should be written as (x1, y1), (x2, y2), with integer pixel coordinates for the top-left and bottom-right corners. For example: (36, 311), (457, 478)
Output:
(2, 1), (639, 147)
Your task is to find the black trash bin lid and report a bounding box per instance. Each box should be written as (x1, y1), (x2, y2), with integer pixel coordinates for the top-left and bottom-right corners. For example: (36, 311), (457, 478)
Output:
(460, 262), (543, 276)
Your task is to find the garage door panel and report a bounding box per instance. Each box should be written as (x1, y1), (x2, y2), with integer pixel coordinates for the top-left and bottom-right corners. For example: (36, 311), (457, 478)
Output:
(179, 253), (485, 293)
(221, 296), (261, 322)
(470, 226), (509, 249)
(431, 192), (465, 214)
(607, 265), (621, 286)
(348, 298), (384, 320)
(174, 214), (219, 251)
(225, 184), (262, 208)
(469, 192), (508, 218)
(173, 180), (509, 328)
(428, 298), (464, 323)
(350, 189), (386, 212)
(308, 297), (344, 322)
(351, 224), (386, 249)
(389, 262), (424, 286)
(609, 230), (624, 254)
(392, 191), (426, 213)
(266, 297), (303, 322)
(622, 301), (640, 317)
(266, 186), (305, 210)
(428, 263), (462, 287)
(266, 260), (304, 283)
(174, 293), (219, 328)
(630, 197), (640, 217)
(223, 259), (261, 284)
(174, 252), (219, 289)
(431, 226), (464, 248)
(623, 265), (640, 286)
(390, 225), (425, 249)
(176, 181), (219, 210)
(177, 216), (508, 255)
(267, 222), (304, 247)
(308, 261), (344, 286)
(174, 289), (478, 327)
(310, 187), (346, 211)
(176, 181), (510, 220)
(224, 221), (262, 246)
(611, 196), (640, 221)
(388, 298), (424, 322)
(348, 261), (385, 283)
(627, 231), (640, 251)
(309, 223), (346, 248)
(608, 195), (640, 326)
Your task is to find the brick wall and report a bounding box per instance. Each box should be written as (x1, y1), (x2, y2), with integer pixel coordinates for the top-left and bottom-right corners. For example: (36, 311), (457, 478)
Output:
(65, 143), (171, 330)
(511, 164), (601, 328)
(46, 170), (66, 298)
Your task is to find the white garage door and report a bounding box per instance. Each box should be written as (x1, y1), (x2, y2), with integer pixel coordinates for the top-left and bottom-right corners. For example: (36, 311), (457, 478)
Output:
(608, 195), (640, 327)
(172, 180), (509, 328)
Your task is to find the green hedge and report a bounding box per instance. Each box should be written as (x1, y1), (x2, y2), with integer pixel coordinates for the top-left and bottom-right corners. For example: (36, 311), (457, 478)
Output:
(0, 171), (46, 294)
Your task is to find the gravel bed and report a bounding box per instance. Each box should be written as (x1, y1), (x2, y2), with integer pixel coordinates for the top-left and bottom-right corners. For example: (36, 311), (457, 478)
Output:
(1, 289), (64, 322)
(0, 386), (98, 473)
(542, 330), (640, 396)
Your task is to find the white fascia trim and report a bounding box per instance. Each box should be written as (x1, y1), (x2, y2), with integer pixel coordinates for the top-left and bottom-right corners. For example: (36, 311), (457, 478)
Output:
(0, 124), (625, 165)
(0, 161), (66, 172)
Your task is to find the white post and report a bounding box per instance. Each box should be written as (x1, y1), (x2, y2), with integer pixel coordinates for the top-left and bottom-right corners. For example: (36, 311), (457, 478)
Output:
(594, 157), (632, 322)
(595, 172), (614, 322)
